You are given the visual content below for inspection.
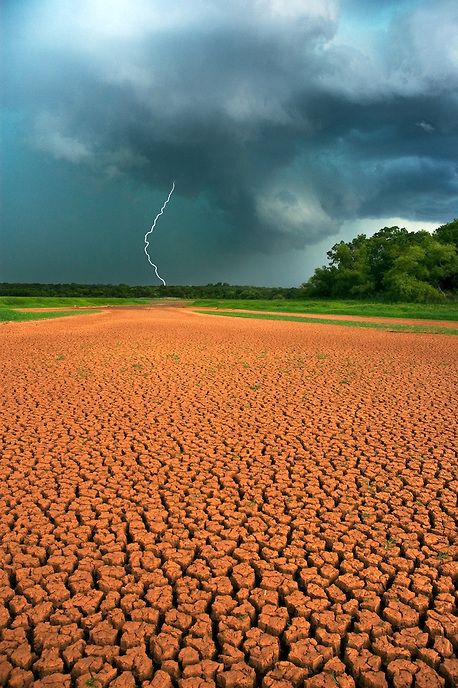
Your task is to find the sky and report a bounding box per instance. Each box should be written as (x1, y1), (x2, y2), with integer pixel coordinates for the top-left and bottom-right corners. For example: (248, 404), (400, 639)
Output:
(1, 0), (457, 286)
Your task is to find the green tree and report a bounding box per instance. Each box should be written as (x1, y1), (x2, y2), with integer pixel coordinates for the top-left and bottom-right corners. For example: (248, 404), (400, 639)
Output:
(305, 266), (337, 297)
(365, 226), (412, 293)
(304, 220), (458, 301)
(435, 218), (458, 248)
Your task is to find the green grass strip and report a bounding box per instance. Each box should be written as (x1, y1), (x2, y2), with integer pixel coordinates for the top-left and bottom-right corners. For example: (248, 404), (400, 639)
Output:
(192, 299), (458, 321)
(0, 297), (155, 308)
(0, 308), (101, 323)
(194, 310), (458, 335)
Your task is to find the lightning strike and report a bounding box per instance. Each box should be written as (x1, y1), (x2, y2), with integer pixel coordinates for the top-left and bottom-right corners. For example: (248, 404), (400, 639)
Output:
(144, 181), (175, 285)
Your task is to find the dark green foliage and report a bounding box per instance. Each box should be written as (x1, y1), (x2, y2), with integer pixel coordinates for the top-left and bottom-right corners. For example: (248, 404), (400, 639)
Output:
(0, 282), (310, 300)
(303, 219), (458, 302)
(435, 218), (458, 248)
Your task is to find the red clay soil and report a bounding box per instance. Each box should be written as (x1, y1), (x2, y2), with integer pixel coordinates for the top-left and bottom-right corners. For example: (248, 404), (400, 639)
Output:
(0, 308), (457, 688)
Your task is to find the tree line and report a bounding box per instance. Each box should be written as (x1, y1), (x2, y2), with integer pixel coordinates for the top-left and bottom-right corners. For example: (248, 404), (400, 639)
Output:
(1, 219), (456, 302)
(0, 282), (309, 300)
(302, 219), (457, 302)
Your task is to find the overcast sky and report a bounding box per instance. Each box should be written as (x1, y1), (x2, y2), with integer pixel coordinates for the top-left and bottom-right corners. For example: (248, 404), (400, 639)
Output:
(1, 0), (457, 286)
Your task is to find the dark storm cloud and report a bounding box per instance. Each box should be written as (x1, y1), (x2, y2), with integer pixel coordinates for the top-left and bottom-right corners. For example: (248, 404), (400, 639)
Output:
(2, 0), (458, 259)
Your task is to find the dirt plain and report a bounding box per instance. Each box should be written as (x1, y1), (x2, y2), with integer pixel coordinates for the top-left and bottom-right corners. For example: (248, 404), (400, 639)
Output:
(0, 308), (457, 688)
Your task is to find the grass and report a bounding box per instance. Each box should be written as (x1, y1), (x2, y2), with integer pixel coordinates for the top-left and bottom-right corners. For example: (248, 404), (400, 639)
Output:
(0, 295), (185, 323)
(3, 295), (456, 320)
(192, 298), (458, 321)
(194, 310), (458, 335)
(0, 308), (101, 323)
(384, 537), (397, 549)
(0, 296), (156, 308)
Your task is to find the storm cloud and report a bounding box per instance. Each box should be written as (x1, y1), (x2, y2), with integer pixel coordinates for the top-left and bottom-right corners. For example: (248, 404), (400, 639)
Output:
(1, 0), (457, 284)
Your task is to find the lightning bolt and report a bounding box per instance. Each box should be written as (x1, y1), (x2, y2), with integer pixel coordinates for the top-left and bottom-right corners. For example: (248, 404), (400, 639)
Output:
(144, 181), (175, 286)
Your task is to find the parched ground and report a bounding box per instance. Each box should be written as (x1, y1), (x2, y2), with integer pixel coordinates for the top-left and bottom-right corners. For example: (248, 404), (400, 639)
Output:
(0, 308), (457, 688)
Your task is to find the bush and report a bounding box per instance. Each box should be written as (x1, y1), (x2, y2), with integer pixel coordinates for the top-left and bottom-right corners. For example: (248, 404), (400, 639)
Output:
(384, 273), (445, 303)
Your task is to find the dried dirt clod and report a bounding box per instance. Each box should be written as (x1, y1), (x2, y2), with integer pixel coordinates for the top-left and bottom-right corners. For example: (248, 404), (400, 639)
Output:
(284, 618), (312, 647)
(413, 661), (445, 688)
(382, 602), (420, 629)
(183, 634), (217, 661)
(303, 673), (356, 688)
(323, 657), (347, 675)
(78, 662), (118, 687)
(179, 678), (216, 688)
(392, 627), (428, 654)
(35, 675), (72, 688)
(115, 648), (154, 680)
(288, 638), (328, 672)
(438, 657), (458, 686)
(258, 604), (290, 637)
(183, 659), (223, 680)
(354, 611), (392, 639)
(6, 667), (34, 688)
(344, 648), (388, 688)
(33, 647), (64, 676)
(145, 670), (174, 688)
(372, 636), (410, 664)
(179, 647), (201, 667)
(386, 659), (418, 688)
(164, 609), (193, 632)
(216, 661), (256, 688)
(218, 643), (245, 668)
(433, 636), (454, 658)
(315, 627), (341, 653)
(90, 621), (118, 646)
(10, 643), (34, 671)
(62, 639), (85, 667)
(151, 631), (183, 663)
(0, 659), (13, 685)
(262, 660), (308, 687)
(231, 563), (256, 590)
(72, 656), (105, 678)
(108, 672), (137, 687)
(243, 627), (280, 673)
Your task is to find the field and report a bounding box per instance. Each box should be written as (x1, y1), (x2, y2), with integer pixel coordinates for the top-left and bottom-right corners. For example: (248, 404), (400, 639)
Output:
(0, 298), (183, 323)
(194, 311), (458, 336)
(0, 309), (103, 323)
(192, 299), (458, 322)
(1, 307), (457, 688)
(0, 298), (154, 308)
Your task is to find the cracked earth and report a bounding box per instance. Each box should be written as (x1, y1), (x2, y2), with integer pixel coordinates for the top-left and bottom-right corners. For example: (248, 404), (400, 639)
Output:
(0, 308), (457, 688)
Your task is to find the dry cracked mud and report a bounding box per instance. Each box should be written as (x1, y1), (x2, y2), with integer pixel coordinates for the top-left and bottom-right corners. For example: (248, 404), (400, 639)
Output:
(0, 308), (457, 688)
